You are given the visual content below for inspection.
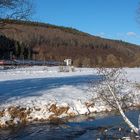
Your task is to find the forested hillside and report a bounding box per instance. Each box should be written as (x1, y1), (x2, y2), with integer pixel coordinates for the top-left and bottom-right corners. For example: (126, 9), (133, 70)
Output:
(0, 19), (140, 67)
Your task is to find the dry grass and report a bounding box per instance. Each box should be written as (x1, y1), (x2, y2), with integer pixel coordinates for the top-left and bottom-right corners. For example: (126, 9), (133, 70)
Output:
(8, 106), (30, 124)
(49, 104), (69, 116)
(0, 111), (4, 117)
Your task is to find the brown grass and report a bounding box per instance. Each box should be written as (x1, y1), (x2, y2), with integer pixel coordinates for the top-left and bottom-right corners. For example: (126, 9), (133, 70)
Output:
(49, 104), (69, 116)
(8, 106), (29, 123)
(0, 111), (4, 117)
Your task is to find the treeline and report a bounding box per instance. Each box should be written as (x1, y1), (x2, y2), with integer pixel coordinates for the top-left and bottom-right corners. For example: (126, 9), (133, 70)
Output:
(0, 19), (88, 36)
(0, 19), (140, 67)
(0, 35), (35, 60)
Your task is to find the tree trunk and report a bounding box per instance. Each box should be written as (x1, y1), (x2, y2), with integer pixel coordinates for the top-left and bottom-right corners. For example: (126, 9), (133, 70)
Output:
(107, 84), (139, 134)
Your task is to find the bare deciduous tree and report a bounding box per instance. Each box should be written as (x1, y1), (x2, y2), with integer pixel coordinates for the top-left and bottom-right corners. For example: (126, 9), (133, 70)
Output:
(91, 67), (139, 134)
(0, 0), (34, 29)
(0, 0), (33, 20)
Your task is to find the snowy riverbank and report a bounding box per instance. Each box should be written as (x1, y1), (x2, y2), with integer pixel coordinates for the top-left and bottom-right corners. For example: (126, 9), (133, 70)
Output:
(0, 66), (140, 128)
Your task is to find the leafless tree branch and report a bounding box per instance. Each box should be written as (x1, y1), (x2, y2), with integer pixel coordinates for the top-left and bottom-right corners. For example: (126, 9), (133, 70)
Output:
(0, 0), (34, 30)
(90, 67), (139, 134)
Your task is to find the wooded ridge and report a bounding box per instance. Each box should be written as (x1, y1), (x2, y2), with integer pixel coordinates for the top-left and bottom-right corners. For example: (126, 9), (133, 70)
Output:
(0, 19), (140, 67)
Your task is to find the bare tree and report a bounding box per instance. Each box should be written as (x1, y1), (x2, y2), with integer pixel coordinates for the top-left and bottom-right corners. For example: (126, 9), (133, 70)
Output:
(91, 67), (139, 134)
(0, 0), (34, 29)
(0, 0), (33, 20)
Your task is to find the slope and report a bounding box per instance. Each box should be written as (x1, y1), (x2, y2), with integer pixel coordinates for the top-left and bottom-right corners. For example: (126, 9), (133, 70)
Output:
(0, 19), (140, 67)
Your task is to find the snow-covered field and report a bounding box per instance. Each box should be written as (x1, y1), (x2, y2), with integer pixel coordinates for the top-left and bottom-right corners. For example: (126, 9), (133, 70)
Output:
(0, 66), (140, 128)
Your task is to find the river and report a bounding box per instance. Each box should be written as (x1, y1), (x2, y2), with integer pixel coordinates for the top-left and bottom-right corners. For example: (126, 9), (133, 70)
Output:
(0, 110), (139, 140)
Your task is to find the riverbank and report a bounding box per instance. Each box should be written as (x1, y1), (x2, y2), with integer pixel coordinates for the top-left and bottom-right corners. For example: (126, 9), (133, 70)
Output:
(0, 66), (140, 128)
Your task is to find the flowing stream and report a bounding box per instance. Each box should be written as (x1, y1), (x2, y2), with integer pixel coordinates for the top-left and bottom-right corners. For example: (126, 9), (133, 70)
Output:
(0, 110), (139, 140)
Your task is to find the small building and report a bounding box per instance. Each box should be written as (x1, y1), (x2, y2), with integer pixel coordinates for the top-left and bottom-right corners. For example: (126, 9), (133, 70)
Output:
(64, 59), (72, 66)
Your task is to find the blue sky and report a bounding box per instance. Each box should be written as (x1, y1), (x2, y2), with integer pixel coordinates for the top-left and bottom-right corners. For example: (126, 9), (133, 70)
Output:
(34, 0), (140, 45)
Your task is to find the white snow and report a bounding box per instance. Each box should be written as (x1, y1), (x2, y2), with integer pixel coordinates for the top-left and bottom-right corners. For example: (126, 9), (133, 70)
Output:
(0, 66), (94, 81)
(0, 66), (140, 127)
(125, 67), (140, 83)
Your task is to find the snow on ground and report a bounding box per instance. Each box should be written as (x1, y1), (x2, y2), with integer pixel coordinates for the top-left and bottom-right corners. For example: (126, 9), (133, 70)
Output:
(125, 67), (140, 83)
(0, 66), (94, 81)
(0, 66), (139, 128)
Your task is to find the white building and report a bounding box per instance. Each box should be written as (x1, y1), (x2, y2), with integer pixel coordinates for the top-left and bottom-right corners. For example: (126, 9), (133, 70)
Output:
(64, 59), (72, 66)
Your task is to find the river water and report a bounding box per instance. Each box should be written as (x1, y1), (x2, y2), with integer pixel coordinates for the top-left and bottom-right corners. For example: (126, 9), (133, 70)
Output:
(0, 110), (139, 140)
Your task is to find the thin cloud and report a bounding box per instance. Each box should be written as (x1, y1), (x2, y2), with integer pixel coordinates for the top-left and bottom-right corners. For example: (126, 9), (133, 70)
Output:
(126, 32), (137, 37)
(126, 32), (140, 39)
(98, 32), (106, 37)
(100, 32), (106, 35)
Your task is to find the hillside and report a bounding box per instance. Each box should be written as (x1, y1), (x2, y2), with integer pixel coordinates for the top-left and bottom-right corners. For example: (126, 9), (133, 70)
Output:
(0, 19), (140, 67)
